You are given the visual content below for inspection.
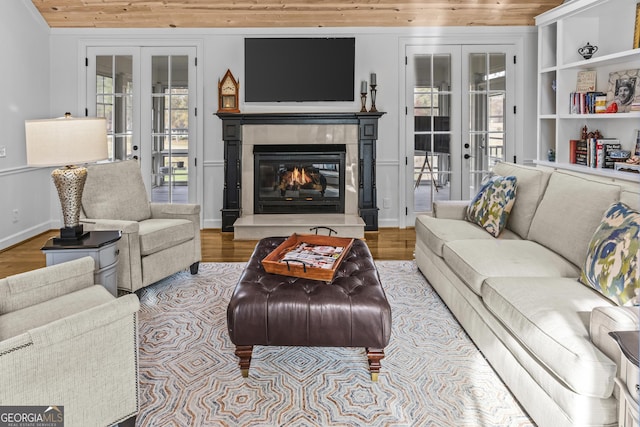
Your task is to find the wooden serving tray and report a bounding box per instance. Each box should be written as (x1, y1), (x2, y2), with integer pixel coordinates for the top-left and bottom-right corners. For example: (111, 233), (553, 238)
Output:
(261, 234), (354, 282)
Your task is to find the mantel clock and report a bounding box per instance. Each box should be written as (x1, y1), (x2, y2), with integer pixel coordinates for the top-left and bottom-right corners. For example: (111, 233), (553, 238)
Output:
(218, 69), (240, 113)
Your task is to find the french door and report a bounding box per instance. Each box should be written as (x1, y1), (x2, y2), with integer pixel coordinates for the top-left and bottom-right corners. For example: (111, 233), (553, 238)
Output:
(405, 44), (515, 224)
(86, 46), (197, 204)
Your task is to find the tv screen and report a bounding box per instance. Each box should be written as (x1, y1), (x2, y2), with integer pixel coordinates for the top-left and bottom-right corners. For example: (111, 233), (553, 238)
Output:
(244, 37), (355, 102)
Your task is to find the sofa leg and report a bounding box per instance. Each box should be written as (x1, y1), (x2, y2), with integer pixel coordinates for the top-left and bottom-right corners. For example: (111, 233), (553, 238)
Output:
(190, 261), (200, 275)
(118, 415), (136, 427)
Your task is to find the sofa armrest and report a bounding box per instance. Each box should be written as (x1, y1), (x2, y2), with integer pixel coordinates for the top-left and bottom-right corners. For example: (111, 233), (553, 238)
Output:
(80, 218), (140, 234)
(432, 200), (470, 220)
(0, 257), (95, 315)
(590, 306), (640, 364)
(0, 294), (140, 424)
(28, 293), (140, 347)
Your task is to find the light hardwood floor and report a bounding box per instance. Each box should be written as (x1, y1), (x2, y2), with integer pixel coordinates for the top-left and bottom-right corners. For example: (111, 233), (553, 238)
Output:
(0, 228), (416, 279)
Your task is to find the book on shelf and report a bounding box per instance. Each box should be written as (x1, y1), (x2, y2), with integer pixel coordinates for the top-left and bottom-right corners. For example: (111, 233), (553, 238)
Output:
(600, 139), (622, 169)
(570, 139), (589, 166)
(569, 92), (606, 114)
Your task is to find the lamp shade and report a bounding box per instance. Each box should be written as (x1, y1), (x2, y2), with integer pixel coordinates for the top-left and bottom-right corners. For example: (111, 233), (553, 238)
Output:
(25, 116), (108, 167)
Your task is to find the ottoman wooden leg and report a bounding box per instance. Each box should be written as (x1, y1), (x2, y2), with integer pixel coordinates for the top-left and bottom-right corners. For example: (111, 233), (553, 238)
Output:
(366, 348), (385, 381)
(235, 345), (253, 378)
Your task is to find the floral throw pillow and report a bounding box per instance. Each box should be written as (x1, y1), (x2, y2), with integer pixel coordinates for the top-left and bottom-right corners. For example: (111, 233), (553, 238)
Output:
(579, 202), (640, 306)
(466, 175), (517, 237)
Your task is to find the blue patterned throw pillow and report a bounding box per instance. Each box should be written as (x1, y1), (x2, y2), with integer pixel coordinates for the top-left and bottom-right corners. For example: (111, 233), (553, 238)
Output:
(467, 175), (517, 237)
(579, 202), (640, 306)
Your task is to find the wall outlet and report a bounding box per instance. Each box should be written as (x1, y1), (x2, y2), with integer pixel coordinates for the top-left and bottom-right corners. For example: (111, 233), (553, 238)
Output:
(383, 197), (391, 209)
(0, 146), (6, 158)
(12, 209), (19, 223)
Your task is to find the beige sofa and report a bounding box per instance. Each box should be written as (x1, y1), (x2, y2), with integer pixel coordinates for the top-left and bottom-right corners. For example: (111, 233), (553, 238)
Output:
(415, 162), (639, 427)
(0, 257), (140, 427)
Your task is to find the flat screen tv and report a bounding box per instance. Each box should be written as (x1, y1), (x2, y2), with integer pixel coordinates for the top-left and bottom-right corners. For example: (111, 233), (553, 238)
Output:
(244, 37), (355, 102)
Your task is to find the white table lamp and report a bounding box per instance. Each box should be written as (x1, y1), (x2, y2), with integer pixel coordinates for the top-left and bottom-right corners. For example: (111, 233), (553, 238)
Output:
(25, 114), (108, 242)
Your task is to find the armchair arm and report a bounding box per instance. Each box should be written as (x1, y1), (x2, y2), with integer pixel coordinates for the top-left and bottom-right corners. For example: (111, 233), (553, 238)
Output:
(0, 257), (95, 315)
(150, 203), (202, 262)
(590, 306), (640, 364)
(150, 203), (200, 219)
(80, 218), (139, 234)
(432, 200), (470, 220)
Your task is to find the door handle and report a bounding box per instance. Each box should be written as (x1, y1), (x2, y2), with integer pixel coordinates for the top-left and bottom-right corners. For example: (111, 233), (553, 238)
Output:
(464, 154), (471, 159)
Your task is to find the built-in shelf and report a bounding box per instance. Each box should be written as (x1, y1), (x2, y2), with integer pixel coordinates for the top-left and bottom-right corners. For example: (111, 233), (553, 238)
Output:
(536, 0), (640, 175)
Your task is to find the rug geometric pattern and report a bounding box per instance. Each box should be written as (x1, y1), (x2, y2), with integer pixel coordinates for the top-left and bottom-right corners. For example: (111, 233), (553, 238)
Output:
(136, 261), (535, 426)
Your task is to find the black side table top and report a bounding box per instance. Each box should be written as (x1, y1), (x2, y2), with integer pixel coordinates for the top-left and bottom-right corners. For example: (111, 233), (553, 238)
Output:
(609, 331), (640, 366)
(42, 230), (122, 250)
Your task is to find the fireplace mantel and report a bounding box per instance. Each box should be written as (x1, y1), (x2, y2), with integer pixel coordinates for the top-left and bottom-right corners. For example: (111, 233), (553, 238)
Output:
(216, 111), (385, 232)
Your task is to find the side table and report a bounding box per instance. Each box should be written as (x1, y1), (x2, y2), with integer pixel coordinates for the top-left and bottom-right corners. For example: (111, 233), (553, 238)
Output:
(42, 230), (121, 297)
(609, 331), (639, 427)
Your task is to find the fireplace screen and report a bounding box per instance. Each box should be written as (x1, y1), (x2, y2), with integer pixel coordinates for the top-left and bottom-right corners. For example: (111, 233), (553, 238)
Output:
(254, 144), (346, 214)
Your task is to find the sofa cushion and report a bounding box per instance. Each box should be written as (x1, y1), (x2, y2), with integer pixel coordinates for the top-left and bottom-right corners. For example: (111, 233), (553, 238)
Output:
(528, 171), (621, 268)
(620, 189), (640, 211)
(83, 160), (151, 222)
(415, 215), (521, 258)
(443, 239), (581, 296)
(138, 218), (195, 256)
(493, 162), (551, 239)
(0, 286), (113, 341)
(579, 202), (640, 306)
(481, 277), (616, 398)
(467, 175), (517, 237)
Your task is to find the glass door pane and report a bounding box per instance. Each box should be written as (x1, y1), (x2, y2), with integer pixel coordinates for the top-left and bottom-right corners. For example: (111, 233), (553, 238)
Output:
(150, 55), (190, 203)
(95, 55), (134, 161)
(412, 53), (453, 213)
(463, 50), (511, 198)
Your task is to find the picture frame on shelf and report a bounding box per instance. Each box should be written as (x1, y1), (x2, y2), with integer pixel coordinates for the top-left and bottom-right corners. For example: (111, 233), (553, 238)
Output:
(634, 2), (640, 49)
(576, 70), (597, 92)
(606, 69), (640, 113)
(635, 129), (640, 156)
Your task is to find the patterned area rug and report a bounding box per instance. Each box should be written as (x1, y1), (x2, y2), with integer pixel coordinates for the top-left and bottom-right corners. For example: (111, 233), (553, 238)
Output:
(136, 261), (534, 426)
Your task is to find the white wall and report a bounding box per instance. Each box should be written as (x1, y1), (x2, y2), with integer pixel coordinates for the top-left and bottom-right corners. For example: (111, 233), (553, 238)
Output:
(0, 4), (537, 249)
(0, 1), (54, 249)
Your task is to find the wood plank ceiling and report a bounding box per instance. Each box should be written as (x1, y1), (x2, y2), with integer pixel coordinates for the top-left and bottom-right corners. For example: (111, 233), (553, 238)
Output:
(31, 0), (564, 28)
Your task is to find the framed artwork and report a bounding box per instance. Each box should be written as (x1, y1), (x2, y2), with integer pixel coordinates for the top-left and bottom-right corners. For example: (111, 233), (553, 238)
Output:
(606, 69), (640, 113)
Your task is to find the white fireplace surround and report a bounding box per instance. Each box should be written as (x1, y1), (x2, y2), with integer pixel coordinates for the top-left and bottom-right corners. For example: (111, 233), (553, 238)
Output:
(242, 124), (360, 215)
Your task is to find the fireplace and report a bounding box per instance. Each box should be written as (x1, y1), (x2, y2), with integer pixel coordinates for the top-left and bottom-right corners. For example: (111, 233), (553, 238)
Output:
(254, 144), (346, 214)
(216, 112), (384, 234)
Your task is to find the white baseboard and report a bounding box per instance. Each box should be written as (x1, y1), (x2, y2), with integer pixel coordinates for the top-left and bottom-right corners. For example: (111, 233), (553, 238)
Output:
(0, 221), (54, 251)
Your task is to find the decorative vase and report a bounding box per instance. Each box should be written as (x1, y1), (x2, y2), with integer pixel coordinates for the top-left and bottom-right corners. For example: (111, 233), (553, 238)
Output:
(578, 42), (598, 60)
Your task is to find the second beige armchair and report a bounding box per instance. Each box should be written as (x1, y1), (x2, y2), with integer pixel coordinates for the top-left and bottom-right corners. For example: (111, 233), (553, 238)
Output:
(81, 159), (201, 293)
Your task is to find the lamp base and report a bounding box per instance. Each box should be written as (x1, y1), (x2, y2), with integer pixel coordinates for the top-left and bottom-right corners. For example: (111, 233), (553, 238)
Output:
(53, 224), (90, 244)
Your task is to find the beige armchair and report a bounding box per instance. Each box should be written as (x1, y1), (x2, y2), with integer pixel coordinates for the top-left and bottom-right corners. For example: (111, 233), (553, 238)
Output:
(0, 257), (139, 427)
(81, 160), (201, 293)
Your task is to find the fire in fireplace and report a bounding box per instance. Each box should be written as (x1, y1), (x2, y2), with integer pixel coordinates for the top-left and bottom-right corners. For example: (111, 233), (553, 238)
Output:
(254, 144), (346, 214)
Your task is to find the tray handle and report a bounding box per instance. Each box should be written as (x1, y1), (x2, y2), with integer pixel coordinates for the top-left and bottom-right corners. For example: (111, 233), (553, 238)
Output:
(309, 226), (338, 236)
(283, 259), (312, 273)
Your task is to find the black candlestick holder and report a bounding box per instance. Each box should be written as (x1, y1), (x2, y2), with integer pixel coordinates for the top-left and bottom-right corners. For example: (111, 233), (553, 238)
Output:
(369, 84), (378, 112)
(360, 92), (368, 112)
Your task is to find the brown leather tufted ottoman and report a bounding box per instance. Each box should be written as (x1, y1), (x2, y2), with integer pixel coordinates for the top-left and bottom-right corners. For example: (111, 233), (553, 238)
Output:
(227, 237), (392, 381)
